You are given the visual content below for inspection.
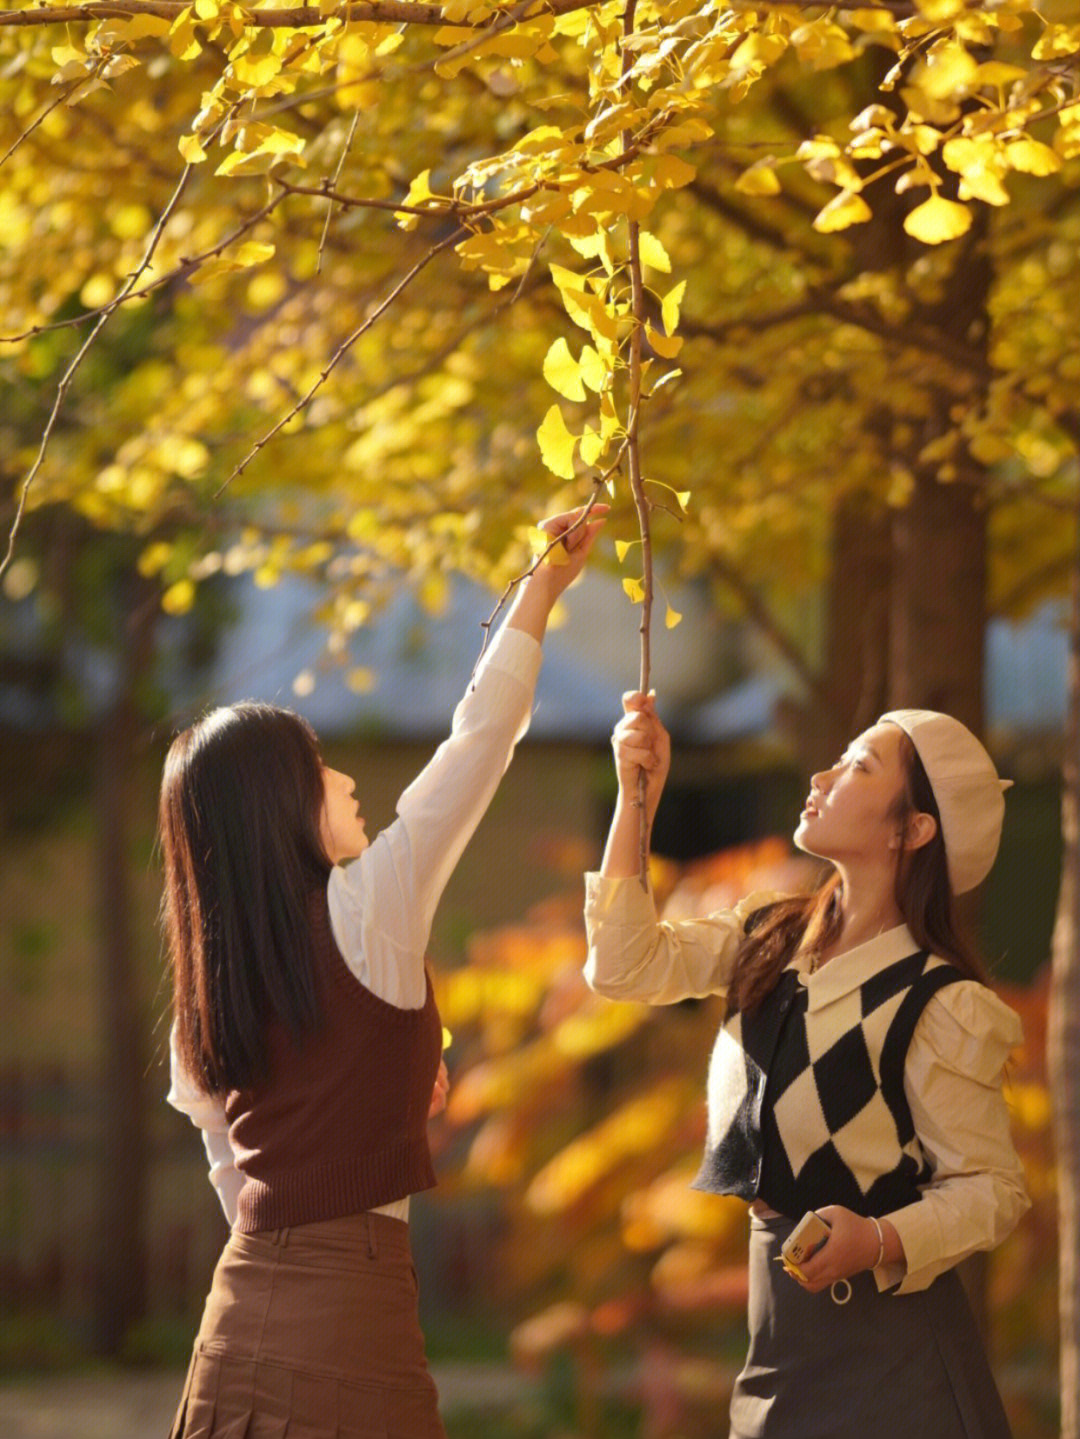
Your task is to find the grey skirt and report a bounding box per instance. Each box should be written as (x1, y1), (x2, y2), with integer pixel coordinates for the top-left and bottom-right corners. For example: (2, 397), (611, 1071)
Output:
(169, 1211), (446, 1439)
(729, 1213), (1013, 1439)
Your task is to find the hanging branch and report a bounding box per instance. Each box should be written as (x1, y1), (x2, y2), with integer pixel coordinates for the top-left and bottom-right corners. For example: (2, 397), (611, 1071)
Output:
(316, 109), (361, 275)
(0, 160), (194, 584)
(215, 224), (466, 495)
(620, 0), (652, 887)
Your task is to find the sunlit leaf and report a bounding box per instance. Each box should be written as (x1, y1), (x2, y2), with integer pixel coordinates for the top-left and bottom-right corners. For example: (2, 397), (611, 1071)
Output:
(903, 194), (972, 244)
(536, 404), (578, 480)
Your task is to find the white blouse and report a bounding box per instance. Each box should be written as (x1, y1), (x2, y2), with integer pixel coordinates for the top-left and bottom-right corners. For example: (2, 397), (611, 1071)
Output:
(168, 624), (542, 1227)
(583, 873), (1031, 1295)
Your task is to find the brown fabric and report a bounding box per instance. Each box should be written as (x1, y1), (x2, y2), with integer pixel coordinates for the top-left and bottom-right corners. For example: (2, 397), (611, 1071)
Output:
(225, 894), (442, 1232)
(169, 1211), (446, 1439)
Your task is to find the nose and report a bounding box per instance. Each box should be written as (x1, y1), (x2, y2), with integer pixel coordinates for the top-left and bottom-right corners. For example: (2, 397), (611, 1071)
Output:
(810, 768), (832, 794)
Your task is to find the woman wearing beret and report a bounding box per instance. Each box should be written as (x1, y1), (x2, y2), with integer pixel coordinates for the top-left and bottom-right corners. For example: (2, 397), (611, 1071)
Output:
(585, 696), (1029, 1437)
(162, 506), (605, 1439)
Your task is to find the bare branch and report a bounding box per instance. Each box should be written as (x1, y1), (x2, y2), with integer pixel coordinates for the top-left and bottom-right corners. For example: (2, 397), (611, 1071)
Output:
(0, 58), (108, 172)
(0, 162), (194, 583)
(0, 0), (609, 31)
(317, 109), (360, 276)
(215, 225), (467, 496)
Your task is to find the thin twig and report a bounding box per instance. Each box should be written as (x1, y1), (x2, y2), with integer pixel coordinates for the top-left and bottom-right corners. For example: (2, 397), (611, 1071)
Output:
(317, 109), (360, 276)
(0, 161), (194, 583)
(472, 463), (621, 677)
(0, 0), (612, 31)
(1, 192), (285, 345)
(0, 58), (107, 172)
(215, 225), (467, 495)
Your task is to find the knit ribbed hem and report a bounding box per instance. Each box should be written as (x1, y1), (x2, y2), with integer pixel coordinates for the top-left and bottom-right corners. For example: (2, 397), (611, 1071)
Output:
(234, 1138), (437, 1233)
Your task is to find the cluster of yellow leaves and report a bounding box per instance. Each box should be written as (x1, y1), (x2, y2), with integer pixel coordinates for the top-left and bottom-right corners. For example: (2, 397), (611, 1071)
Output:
(735, 13), (1079, 244)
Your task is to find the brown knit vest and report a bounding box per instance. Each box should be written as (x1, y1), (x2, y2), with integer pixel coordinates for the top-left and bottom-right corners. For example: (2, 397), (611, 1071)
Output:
(224, 892), (443, 1232)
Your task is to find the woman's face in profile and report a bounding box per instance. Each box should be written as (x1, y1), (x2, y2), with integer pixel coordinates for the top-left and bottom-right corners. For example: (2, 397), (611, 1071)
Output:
(319, 766), (369, 864)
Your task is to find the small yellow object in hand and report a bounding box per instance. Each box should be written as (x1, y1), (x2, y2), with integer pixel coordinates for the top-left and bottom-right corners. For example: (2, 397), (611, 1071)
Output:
(441, 1027), (453, 1051)
(776, 1255), (807, 1283)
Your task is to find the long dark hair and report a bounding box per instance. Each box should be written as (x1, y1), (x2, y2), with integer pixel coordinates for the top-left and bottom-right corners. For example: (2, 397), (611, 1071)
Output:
(160, 703), (333, 1094)
(729, 730), (988, 1013)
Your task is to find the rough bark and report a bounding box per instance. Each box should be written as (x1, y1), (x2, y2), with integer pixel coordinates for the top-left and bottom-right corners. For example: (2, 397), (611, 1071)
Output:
(1049, 515), (1080, 1439)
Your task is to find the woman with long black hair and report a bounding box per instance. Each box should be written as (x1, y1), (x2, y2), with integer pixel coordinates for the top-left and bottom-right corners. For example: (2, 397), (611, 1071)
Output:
(163, 505), (605, 1439)
(585, 693), (1029, 1437)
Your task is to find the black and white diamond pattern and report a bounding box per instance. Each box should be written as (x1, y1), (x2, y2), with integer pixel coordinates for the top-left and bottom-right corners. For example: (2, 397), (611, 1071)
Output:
(695, 948), (965, 1217)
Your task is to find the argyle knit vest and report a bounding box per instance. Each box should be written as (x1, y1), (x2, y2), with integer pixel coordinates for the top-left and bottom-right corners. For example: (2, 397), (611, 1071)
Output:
(224, 893), (443, 1233)
(692, 939), (964, 1219)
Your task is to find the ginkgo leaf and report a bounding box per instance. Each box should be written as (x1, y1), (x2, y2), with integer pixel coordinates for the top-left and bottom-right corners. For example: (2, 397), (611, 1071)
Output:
(812, 189), (873, 232)
(536, 404), (578, 479)
(735, 159), (782, 196)
(903, 194), (972, 244)
(622, 576), (645, 603)
(645, 324), (683, 359)
(661, 281), (686, 337)
(615, 539), (638, 562)
(178, 133), (207, 164)
(1005, 138), (1062, 175)
(578, 345), (607, 393)
(637, 230), (672, 273)
(542, 336), (586, 402)
(665, 604), (683, 629)
(579, 427), (606, 467)
(161, 579), (196, 615)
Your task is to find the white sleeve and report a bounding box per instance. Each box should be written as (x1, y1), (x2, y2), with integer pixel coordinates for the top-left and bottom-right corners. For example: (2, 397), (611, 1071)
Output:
(166, 1022), (240, 1227)
(328, 625), (541, 1010)
(880, 982), (1030, 1295)
(583, 876), (785, 1004)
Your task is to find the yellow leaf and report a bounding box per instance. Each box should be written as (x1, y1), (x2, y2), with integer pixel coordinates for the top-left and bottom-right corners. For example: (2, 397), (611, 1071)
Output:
(1033, 23), (1080, 60)
(916, 41), (977, 102)
(161, 579), (196, 615)
(579, 345), (607, 394)
(542, 337), (586, 402)
(735, 159), (781, 196)
(812, 189), (872, 233)
(665, 604), (682, 630)
(652, 154), (696, 190)
(1005, 138), (1062, 176)
(637, 230), (671, 274)
(233, 241), (276, 267)
(178, 133), (207, 164)
(622, 576), (645, 603)
(661, 281), (686, 338)
(579, 427), (606, 467)
(973, 61), (1026, 87)
(536, 404), (578, 480)
(615, 539), (636, 562)
(645, 324), (683, 359)
(232, 52), (282, 88)
(903, 194), (972, 244)
(138, 542), (173, 578)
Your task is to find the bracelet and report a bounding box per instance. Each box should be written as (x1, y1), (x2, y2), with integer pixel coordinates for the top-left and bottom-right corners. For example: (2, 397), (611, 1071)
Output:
(868, 1215), (885, 1271)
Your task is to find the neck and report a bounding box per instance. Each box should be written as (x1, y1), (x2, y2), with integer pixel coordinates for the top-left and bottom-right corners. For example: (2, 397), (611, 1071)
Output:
(822, 866), (904, 960)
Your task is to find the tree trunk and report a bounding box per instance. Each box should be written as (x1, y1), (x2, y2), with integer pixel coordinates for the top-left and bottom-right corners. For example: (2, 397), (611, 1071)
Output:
(888, 469), (987, 731)
(1049, 514), (1080, 1439)
(93, 576), (157, 1357)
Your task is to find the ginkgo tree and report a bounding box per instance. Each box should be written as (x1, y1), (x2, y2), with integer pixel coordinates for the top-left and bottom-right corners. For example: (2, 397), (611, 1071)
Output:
(1, 0), (1079, 1421)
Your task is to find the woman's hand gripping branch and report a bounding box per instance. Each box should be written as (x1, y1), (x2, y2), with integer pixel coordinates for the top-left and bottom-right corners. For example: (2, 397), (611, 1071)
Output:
(600, 691), (671, 881)
(506, 503), (608, 643)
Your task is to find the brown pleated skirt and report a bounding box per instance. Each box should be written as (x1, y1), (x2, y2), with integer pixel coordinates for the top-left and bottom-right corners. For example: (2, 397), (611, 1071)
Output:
(169, 1212), (446, 1439)
(728, 1212), (1013, 1439)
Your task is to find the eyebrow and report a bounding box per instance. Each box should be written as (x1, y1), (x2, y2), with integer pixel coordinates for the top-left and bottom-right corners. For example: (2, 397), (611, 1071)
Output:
(842, 744), (880, 764)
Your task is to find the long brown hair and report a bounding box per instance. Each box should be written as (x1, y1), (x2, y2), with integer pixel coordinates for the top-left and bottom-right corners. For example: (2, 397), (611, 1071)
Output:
(160, 703), (333, 1094)
(729, 729), (988, 1013)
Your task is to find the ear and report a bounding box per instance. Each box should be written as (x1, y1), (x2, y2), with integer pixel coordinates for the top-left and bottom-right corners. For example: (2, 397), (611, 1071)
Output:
(900, 811), (937, 852)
